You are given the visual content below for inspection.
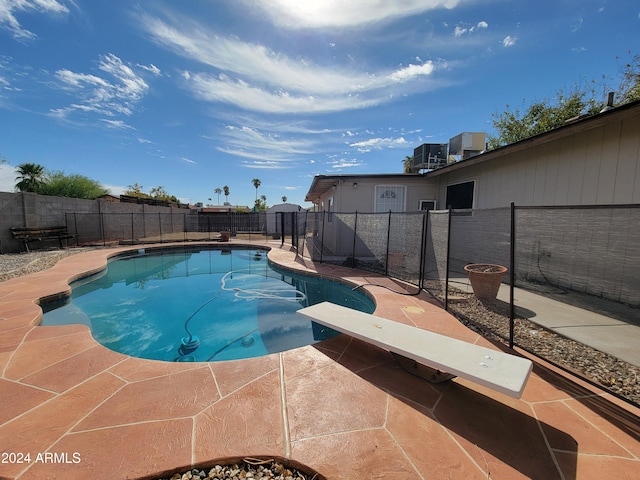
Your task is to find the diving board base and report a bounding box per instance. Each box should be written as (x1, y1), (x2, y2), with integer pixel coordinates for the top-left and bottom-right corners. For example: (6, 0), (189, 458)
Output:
(391, 352), (456, 384)
(297, 301), (533, 399)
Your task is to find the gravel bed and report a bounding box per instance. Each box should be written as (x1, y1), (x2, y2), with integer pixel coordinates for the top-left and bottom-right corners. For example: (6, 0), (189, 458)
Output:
(424, 282), (640, 406)
(0, 248), (93, 282)
(154, 459), (323, 480)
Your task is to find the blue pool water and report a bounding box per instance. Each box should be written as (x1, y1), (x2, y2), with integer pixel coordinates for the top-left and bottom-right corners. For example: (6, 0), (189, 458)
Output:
(41, 246), (375, 362)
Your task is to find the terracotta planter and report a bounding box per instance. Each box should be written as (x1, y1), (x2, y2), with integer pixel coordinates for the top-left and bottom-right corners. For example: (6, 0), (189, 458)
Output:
(464, 263), (507, 301)
(220, 231), (231, 242)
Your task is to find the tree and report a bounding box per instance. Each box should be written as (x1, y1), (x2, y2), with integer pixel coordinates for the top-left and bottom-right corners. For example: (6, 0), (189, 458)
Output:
(149, 186), (177, 202)
(618, 52), (640, 104)
(214, 187), (222, 204)
(15, 163), (46, 192)
(488, 88), (600, 149)
(252, 178), (261, 202)
(38, 171), (109, 199)
(125, 183), (145, 197)
(402, 155), (415, 173)
(488, 53), (640, 149)
(223, 185), (230, 204)
(282, 195), (288, 203)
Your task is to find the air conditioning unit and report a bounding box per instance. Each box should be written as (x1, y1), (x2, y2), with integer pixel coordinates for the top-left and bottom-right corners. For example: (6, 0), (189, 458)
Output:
(449, 132), (486, 159)
(413, 143), (448, 169)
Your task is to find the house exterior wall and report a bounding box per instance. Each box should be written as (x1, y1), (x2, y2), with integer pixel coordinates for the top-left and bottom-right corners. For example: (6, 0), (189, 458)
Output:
(311, 176), (438, 258)
(315, 176), (439, 213)
(433, 111), (640, 209)
(266, 203), (302, 234)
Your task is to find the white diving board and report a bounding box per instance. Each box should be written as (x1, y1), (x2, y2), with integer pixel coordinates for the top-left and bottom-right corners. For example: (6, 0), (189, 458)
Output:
(297, 302), (533, 399)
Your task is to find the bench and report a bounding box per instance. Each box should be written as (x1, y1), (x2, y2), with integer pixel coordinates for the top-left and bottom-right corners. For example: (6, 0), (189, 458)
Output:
(297, 302), (533, 398)
(10, 226), (74, 252)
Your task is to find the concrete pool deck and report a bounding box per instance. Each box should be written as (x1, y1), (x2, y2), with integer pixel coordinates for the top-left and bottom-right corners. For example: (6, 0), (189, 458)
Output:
(0, 242), (638, 479)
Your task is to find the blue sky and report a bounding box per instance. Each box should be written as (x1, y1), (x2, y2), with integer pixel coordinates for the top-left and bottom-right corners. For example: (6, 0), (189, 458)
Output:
(0, 1), (638, 208)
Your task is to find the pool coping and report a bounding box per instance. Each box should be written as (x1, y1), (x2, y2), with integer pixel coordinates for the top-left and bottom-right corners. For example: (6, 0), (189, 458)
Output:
(1, 241), (639, 479)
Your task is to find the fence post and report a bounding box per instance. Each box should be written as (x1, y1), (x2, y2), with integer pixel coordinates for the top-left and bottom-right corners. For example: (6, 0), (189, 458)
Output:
(385, 210), (392, 276)
(131, 213), (134, 244)
(300, 210), (308, 257)
(159, 212), (163, 243)
(509, 202), (516, 349)
(445, 207), (452, 311)
(280, 212), (285, 246)
(320, 210), (326, 263)
(418, 211), (428, 290)
(351, 211), (358, 268)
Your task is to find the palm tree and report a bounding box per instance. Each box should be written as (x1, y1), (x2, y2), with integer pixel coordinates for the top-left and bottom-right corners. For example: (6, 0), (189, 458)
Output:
(252, 178), (261, 202)
(15, 163), (46, 192)
(402, 155), (415, 173)
(223, 185), (230, 204)
(214, 187), (222, 205)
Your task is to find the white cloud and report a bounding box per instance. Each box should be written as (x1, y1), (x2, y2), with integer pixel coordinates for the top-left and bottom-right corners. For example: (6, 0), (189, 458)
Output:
(502, 35), (517, 47)
(389, 61), (434, 82)
(51, 53), (149, 120)
(0, 0), (70, 39)
(454, 26), (467, 37)
(101, 184), (126, 196)
(101, 119), (135, 130)
(216, 124), (315, 167)
(187, 72), (382, 114)
(241, 160), (290, 170)
(241, 0), (461, 29)
(0, 162), (17, 192)
(328, 158), (364, 169)
(137, 63), (161, 75)
(454, 20), (488, 37)
(140, 14), (438, 114)
(349, 136), (408, 152)
(180, 157), (196, 164)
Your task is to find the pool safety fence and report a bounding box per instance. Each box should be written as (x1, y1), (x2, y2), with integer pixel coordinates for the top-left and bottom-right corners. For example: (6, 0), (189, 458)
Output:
(64, 211), (299, 246)
(298, 204), (640, 406)
(64, 205), (640, 405)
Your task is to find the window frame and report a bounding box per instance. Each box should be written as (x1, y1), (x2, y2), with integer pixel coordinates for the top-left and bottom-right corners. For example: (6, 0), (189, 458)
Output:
(374, 185), (407, 213)
(419, 199), (437, 211)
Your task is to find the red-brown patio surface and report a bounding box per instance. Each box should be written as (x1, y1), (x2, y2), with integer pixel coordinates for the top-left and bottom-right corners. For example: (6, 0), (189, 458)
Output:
(0, 242), (638, 479)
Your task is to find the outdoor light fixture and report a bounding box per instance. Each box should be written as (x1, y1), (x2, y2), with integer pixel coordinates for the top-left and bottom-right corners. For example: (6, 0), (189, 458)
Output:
(353, 182), (358, 189)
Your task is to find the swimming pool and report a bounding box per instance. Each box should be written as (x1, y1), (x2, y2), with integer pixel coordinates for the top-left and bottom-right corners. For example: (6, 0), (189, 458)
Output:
(41, 246), (375, 362)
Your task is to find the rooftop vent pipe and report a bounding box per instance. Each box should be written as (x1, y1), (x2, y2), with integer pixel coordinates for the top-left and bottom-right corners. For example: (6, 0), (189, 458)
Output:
(600, 92), (615, 113)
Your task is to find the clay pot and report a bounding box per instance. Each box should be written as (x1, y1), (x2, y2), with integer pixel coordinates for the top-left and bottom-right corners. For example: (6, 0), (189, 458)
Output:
(464, 263), (507, 301)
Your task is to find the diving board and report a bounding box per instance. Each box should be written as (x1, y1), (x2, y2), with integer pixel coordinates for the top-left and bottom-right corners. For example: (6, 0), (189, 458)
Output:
(297, 302), (533, 398)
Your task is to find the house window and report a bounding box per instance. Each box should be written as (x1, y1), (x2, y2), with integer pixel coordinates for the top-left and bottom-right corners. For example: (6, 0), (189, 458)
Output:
(419, 200), (436, 211)
(375, 185), (406, 212)
(445, 181), (474, 209)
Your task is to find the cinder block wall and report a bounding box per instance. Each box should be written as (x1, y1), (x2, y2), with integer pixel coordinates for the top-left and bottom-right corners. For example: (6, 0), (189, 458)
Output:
(0, 192), (194, 253)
